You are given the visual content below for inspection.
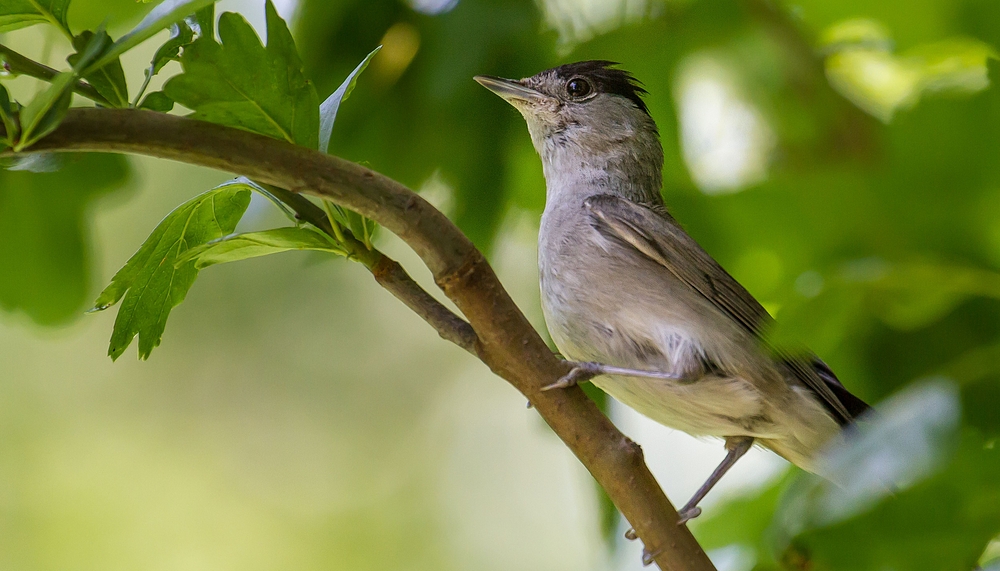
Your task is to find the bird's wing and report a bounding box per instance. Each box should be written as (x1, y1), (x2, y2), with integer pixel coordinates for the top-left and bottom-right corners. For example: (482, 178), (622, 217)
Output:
(584, 194), (856, 423)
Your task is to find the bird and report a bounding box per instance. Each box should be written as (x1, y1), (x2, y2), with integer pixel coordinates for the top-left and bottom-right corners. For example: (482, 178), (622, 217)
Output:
(474, 61), (870, 526)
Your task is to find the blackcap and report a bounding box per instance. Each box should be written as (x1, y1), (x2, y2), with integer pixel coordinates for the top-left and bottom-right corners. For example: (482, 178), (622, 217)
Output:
(475, 61), (869, 527)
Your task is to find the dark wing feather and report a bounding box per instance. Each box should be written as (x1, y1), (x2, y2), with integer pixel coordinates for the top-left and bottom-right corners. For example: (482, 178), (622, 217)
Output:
(584, 194), (862, 424)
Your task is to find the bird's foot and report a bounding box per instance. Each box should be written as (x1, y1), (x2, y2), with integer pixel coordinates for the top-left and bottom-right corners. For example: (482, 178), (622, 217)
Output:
(540, 361), (603, 391)
(676, 506), (702, 525)
(541, 361), (682, 391)
(624, 528), (638, 540)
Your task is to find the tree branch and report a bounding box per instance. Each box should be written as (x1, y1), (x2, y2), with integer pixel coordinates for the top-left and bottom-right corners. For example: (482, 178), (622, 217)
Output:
(0, 44), (112, 107)
(1, 108), (716, 571)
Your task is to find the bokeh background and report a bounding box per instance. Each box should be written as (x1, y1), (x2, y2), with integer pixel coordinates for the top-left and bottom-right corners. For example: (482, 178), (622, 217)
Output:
(2, 0), (1000, 570)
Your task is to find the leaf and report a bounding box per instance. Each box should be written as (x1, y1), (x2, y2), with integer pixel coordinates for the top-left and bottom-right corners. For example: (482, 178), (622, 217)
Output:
(0, 0), (71, 35)
(0, 153), (130, 325)
(177, 227), (347, 269)
(138, 91), (174, 112)
(147, 22), (194, 79)
(184, 4), (214, 40)
(319, 45), (380, 153)
(91, 182), (251, 360)
(323, 200), (377, 250)
(0, 83), (18, 146)
(85, 0), (219, 74)
(68, 30), (129, 108)
(15, 27), (106, 150)
(163, 0), (319, 148)
(769, 380), (1000, 571)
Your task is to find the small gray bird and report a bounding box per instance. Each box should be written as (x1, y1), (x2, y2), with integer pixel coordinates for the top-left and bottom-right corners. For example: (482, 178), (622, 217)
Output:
(475, 61), (869, 525)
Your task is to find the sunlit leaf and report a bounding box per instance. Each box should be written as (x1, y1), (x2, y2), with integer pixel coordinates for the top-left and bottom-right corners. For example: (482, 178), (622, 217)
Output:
(164, 0), (319, 148)
(91, 182), (251, 360)
(177, 227), (347, 269)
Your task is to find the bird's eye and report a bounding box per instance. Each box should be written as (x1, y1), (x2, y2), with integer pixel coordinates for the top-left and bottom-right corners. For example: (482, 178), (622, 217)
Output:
(566, 77), (592, 98)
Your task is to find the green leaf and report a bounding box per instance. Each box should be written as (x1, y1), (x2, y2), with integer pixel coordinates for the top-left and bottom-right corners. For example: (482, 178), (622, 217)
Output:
(0, 153), (130, 325)
(137, 91), (174, 112)
(68, 30), (129, 108)
(177, 226), (347, 269)
(85, 0), (219, 74)
(0, 83), (19, 146)
(147, 22), (194, 78)
(16, 27), (106, 150)
(15, 71), (75, 149)
(0, 0), (71, 35)
(164, 0), (319, 148)
(319, 45), (380, 153)
(92, 182), (251, 360)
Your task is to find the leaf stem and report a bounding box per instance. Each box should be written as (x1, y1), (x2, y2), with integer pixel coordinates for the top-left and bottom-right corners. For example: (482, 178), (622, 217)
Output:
(0, 44), (112, 107)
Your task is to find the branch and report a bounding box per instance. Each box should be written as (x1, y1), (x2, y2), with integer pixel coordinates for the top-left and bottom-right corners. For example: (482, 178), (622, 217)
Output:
(0, 44), (112, 107)
(1, 108), (716, 571)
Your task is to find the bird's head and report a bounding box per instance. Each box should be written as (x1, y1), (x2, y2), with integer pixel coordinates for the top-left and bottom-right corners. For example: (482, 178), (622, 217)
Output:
(475, 61), (657, 156)
(475, 61), (663, 203)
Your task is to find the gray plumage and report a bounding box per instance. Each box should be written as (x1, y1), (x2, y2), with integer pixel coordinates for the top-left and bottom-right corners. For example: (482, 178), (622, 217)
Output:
(475, 62), (868, 494)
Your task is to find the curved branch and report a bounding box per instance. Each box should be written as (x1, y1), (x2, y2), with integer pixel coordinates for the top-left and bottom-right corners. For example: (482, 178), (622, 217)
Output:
(1, 108), (715, 571)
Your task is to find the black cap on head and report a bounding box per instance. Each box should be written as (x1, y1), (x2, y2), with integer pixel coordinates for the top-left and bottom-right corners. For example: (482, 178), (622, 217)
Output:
(550, 60), (650, 116)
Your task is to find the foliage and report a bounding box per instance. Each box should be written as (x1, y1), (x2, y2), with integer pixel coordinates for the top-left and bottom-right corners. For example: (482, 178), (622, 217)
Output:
(163, 1), (319, 148)
(2, 0), (1000, 568)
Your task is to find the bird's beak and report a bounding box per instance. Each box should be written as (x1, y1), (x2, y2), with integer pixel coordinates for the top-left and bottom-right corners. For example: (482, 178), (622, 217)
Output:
(474, 75), (548, 104)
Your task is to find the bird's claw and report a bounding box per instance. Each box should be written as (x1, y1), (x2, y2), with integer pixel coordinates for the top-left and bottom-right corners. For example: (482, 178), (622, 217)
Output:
(624, 527), (638, 541)
(540, 361), (601, 391)
(676, 506), (702, 525)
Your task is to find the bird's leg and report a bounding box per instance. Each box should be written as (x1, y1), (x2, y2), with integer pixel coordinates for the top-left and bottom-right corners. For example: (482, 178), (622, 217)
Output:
(541, 361), (684, 391)
(676, 435), (754, 524)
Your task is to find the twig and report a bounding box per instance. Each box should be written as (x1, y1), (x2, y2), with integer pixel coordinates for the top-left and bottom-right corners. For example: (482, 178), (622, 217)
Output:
(0, 44), (112, 107)
(1, 108), (717, 571)
(262, 184), (479, 354)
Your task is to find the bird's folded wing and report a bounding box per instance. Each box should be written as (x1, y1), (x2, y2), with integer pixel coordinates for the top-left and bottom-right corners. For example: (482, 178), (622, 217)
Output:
(584, 194), (853, 423)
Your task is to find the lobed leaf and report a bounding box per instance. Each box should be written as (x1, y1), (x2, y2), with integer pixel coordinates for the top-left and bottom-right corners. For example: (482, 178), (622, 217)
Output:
(163, 0), (319, 148)
(0, 0), (70, 35)
(177, 226), (347, 269)
(91, 182), (252, 360)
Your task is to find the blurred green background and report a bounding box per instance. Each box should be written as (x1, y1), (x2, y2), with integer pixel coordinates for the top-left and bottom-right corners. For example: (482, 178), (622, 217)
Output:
(2, 0), (1000, 570)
